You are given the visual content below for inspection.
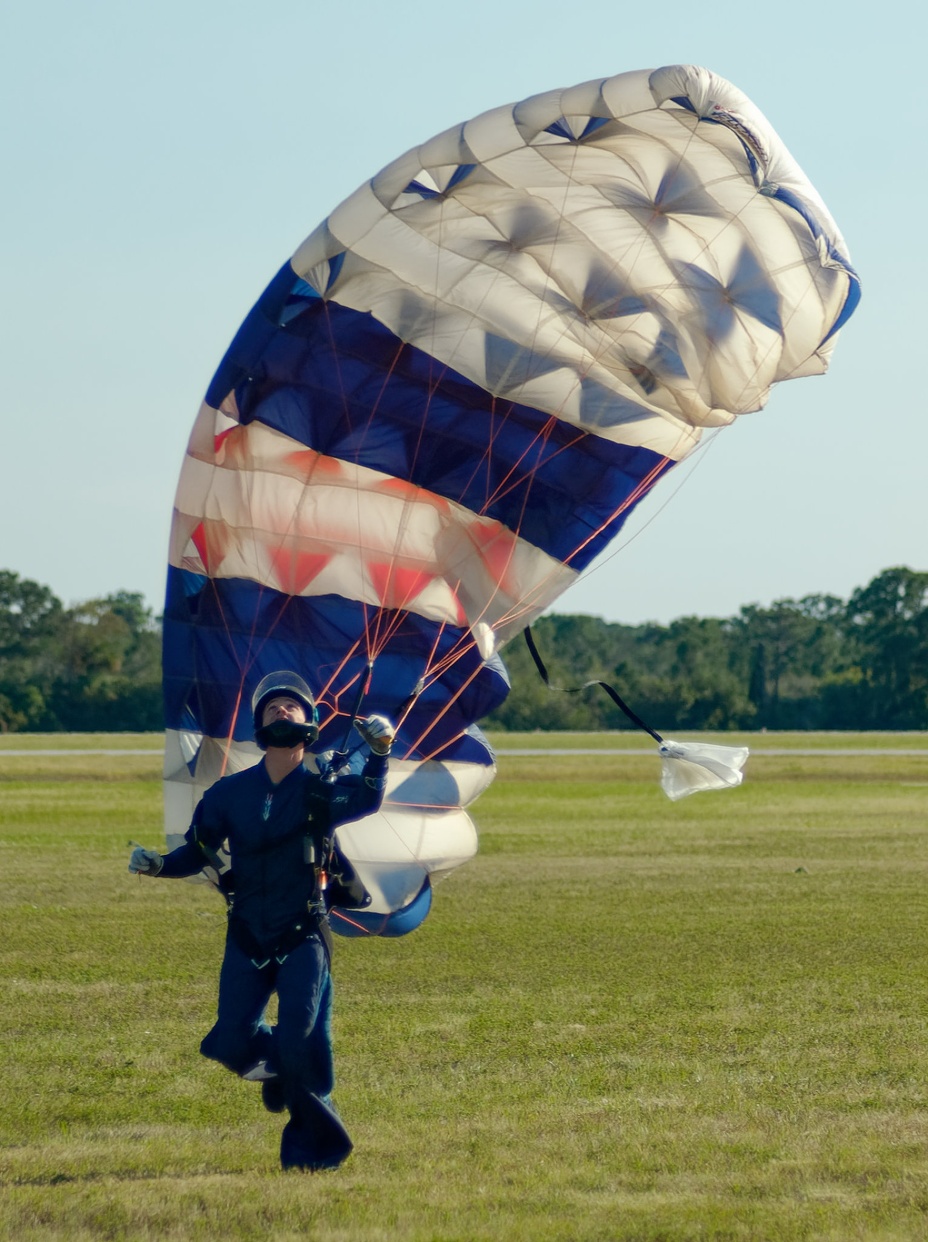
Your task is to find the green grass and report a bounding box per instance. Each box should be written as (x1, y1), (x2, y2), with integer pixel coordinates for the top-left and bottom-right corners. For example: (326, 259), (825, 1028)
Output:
(0, 734), (160, 751)
(2, 737), (928, 1239)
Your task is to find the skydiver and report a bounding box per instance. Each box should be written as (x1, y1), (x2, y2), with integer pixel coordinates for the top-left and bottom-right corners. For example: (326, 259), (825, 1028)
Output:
(129, 670), (394, 1172)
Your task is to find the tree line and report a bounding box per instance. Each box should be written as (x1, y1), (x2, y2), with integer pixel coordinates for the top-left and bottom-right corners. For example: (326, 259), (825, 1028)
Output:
(1, 566), (926, 734)
(0, 572), (161, 732)
(490, 566), (928, 733)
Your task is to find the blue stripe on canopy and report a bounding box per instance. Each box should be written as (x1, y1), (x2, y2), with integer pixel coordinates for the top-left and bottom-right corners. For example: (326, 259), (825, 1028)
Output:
(163, 568), (506, 764)
(205, 268), (673, 571)
(765, 185), (861, 343)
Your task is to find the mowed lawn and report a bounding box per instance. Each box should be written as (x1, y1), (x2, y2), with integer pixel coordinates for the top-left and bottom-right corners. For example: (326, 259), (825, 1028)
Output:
(1, 735), (927, 1240)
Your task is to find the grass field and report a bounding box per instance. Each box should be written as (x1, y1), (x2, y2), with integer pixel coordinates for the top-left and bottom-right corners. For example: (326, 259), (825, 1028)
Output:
(2, 734), (928, 1240)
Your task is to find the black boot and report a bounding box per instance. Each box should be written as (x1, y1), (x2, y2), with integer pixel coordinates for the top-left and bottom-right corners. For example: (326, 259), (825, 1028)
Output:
(280, 1092), (353, 1171)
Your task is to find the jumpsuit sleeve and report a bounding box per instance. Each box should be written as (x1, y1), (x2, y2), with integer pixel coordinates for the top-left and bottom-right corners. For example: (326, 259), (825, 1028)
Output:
(158, 785), (230, 878)
(326, 752), (388, 828)
(158, 840), (208, 878)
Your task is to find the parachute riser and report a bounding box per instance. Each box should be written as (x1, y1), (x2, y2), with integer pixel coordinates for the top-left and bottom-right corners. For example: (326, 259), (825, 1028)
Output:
(324, 663), (374, 783)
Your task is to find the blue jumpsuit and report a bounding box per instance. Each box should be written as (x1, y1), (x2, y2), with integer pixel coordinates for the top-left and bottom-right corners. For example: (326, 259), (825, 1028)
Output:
(159, 752), (387, 1169)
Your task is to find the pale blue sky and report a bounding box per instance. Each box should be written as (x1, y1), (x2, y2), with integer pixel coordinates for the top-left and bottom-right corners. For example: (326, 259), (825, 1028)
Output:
(3, 0), (919, 625)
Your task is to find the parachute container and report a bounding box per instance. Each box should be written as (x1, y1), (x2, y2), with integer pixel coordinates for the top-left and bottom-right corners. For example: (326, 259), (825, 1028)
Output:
(163, 65), (858, 932)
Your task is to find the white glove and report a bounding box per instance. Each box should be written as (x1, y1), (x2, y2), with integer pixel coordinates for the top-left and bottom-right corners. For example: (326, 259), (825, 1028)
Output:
(129, 846), (164, 876)
(353, 714), (395, 755)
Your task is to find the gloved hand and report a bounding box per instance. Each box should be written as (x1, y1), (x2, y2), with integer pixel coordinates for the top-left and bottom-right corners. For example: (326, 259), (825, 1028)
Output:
(353, 714), (395, 755)
(128, 846), (164, 876)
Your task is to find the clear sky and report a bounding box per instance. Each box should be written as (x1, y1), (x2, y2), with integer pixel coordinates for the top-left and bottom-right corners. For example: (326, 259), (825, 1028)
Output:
(4, 0), (919, 626)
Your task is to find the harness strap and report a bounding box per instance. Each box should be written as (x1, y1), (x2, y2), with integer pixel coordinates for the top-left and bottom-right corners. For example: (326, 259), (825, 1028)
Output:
(228, 910), (332, 968)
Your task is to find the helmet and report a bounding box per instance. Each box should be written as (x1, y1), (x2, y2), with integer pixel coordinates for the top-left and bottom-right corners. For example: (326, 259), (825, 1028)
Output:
(251, 670), (318, 743)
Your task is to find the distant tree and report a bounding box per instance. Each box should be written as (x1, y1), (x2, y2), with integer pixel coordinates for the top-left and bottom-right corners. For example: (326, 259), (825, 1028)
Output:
(748, 641), (767, 715)
(0, 572), (65, 730)
(732, 595), (848, 728)
(0, 575), (162, 732)
(53, 592), (162, 731)
(844, 567), (928, 727)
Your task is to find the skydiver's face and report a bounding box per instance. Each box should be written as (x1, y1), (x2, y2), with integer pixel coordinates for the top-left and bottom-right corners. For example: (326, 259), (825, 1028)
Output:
(261, 696), (308, 727)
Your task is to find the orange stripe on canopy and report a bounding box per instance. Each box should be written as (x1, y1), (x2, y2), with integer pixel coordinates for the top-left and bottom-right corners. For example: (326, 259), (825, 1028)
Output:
(269, 546), (333, 596)
(368, 562), (437, 612)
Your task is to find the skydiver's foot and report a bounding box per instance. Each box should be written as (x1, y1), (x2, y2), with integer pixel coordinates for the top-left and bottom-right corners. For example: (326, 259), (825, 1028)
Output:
(280, 1099), (353, 1172)
(262, 1077), (287, 1113)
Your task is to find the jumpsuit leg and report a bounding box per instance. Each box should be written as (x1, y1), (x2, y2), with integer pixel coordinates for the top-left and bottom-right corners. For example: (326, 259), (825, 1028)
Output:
(275, 933), (352, 1171)
(200, 934), (277, 1076)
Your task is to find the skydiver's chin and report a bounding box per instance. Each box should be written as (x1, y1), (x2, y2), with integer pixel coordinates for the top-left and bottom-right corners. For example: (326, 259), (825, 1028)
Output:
(255, 721), (319, 751)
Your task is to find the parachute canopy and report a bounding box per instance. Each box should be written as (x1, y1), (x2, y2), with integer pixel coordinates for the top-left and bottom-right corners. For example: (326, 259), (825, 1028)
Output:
(163, 65), (858, 932)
